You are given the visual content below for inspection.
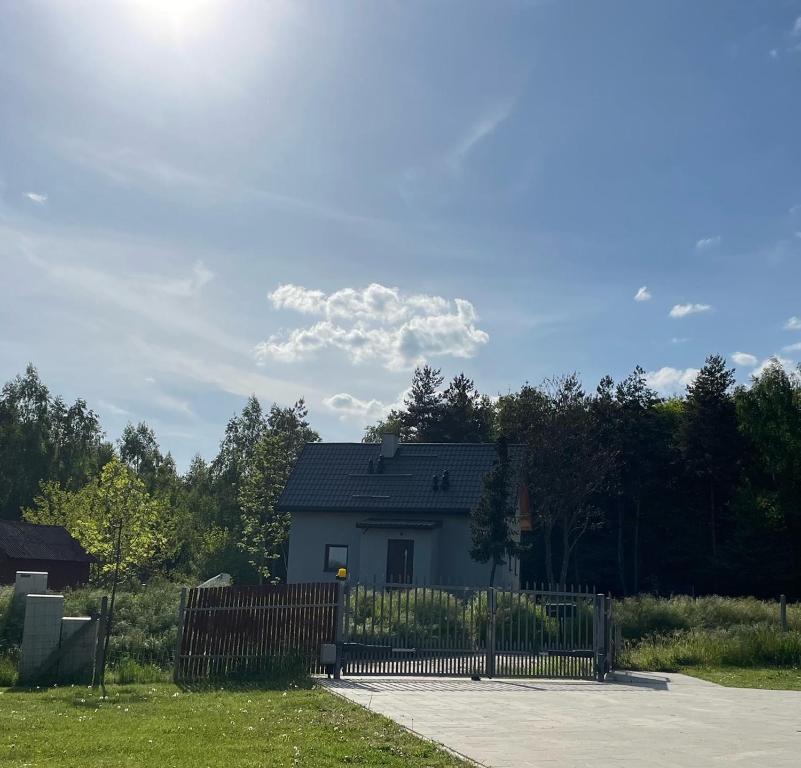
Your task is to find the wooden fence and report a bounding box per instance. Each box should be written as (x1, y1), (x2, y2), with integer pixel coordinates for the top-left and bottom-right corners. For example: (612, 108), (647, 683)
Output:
(174, 583), (338, 681)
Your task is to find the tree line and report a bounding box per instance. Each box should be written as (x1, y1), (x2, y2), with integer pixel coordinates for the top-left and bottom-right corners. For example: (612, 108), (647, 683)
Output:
(365, 358), (801, 598)
(0, 365), (317, 584)
(2, 357), (800, 597)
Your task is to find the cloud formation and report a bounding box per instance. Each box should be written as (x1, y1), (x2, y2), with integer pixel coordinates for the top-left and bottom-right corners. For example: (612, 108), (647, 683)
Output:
(256, 283), (489, 370)
(752, 356), (795, 378)
(322, 393), (391, 422)
(634, 286), (652, 302)
(154, 261), (213, 297)
(24, 192), (48, 204)
(669, 303), (712, 318)
(784, 316), (801, 330)
(645, 366), (700, 395)
(731, 351), (757, 367)
(447, 101), (515, 172)
(695, 235), (721, 251)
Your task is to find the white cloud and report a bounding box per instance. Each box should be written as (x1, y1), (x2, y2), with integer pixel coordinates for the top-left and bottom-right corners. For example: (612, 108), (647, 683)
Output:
(731, 351), (758, 367)
(669, 303), (712, 318)
(98, 399), (133, 417)
(784, 316), (801, 330)
(57, 138), (386, 229)
(670, 337), (689, 345)
(447, 100), (515, 171)
(782, 342), (801, 353)
(154, 260), (213, 297)
(794, 16), (801, 36)
(323, 393), (391, 422)
(695, 235), (721, 251)
(634, 286), (652, 302)
(645, 367), (700, 395)
(323, 387), (409, 423)
(24, 192), (48, 204)
(752, 356), (795, 377)
(769, 48), (779, 59)
(257, 283), (489, 370)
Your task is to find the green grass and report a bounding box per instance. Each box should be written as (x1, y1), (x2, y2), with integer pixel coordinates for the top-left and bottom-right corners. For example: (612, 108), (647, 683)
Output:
(0, 683), (468, 768)
(680, 666), (801, 690)
(616, 594), (799, 640)
(618, 625), (801, 670)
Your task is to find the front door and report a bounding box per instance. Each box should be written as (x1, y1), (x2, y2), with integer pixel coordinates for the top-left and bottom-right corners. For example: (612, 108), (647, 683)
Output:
(386, 539), (414, 583)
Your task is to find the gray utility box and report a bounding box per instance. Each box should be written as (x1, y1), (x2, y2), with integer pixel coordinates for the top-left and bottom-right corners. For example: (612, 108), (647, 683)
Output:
(320, 643), (337, 666)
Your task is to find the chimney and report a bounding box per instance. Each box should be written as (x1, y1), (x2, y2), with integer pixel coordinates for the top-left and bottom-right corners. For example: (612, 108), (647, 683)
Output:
(380, 433), (399, 459)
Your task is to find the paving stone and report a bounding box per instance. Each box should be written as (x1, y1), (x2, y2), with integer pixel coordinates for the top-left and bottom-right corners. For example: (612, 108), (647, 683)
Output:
(321, 673), (801, 767)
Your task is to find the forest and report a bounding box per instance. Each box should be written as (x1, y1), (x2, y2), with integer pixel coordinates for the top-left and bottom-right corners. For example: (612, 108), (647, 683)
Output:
(1, 356), (800, 598)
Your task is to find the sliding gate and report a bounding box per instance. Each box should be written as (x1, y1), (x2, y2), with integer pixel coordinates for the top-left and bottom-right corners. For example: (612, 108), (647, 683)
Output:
(341, 583), (612, 680)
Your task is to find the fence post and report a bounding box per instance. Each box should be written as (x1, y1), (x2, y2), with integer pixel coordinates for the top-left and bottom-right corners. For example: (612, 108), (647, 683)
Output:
(605, 597), (613, 674)
(173, 587), (187, 684)
(92, 596), (108, 688)
(593, 593), (606, 682)
(333, 580), (347, 680)
(486, 589), (497, 678)
(780, 595), (788, 632)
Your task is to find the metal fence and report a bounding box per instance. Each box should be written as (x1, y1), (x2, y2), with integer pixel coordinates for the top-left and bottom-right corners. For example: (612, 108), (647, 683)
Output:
(170, 581), (615, 682)
(342, 583), (613, 680)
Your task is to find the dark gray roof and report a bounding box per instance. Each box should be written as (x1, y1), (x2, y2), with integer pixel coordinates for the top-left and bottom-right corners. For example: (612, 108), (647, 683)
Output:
(0, 521), (93, 563)
(278, 442), (525, 515)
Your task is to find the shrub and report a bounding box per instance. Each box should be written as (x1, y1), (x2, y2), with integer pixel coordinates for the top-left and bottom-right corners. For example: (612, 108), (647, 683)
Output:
(619, 626), (801, 671)
(615, 594), (799, 641)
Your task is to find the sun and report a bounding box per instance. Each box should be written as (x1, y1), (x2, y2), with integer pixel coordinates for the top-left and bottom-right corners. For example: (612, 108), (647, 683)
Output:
(127, 0), (220, 45)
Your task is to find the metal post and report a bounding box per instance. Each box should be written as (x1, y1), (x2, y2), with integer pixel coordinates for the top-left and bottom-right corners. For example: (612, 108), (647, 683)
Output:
(333, 580), (347, 680)
(173, 587), (187, 684)
(780, 595), (788, 632)
(605, 597), (613, 675)
(486, 589), (497, 678)
(593, 593), (605, 682)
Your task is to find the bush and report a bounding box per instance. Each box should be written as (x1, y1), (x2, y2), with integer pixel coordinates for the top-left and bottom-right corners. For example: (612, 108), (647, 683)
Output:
(0, 649), (18, 687)
(64, 578), (183, 671)
(620, 626), (801, 671)
(0, 579), (185, 684)
(615, 594), (799, 641)
(347, 587), (475, 648)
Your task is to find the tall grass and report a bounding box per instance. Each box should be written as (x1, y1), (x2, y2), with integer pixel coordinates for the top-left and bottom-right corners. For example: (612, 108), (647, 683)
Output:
(620, 626), (801, 671)
(616, 594), (799, 641)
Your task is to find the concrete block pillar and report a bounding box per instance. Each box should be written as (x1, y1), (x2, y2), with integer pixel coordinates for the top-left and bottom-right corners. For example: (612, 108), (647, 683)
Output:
(14, 571), (48, 600)
(58, 617), (97, 684)
(19, 594), (64, 684)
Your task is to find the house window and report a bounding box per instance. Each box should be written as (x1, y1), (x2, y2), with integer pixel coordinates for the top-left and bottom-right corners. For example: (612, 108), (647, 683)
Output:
(324, 544), (348, 572)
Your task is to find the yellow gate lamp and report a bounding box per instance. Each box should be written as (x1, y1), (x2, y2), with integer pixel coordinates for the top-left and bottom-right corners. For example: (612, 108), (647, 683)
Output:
(336, 567), (348, 581)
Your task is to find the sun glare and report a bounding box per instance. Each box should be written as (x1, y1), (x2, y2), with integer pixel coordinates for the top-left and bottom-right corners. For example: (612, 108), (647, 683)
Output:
(128, 0), (220, 45)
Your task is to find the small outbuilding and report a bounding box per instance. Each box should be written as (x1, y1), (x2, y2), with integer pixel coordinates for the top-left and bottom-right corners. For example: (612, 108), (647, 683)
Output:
(0, 521), (93, 589)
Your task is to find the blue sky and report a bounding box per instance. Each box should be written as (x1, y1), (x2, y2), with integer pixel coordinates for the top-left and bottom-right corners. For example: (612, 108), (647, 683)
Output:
(2, 1), (801, 469)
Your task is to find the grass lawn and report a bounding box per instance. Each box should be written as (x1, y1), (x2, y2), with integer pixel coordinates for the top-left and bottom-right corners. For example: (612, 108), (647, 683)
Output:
(0, 682), (468, 768)
(680, 666), (801, 690)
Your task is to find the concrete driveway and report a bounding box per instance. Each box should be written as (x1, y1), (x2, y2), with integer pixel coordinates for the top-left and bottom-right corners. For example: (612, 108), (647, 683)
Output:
(322, 672), (801, 767)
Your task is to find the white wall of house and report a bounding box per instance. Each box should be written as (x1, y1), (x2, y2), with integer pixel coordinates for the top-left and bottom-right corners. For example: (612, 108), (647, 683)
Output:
(286, 510), (519, 588)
